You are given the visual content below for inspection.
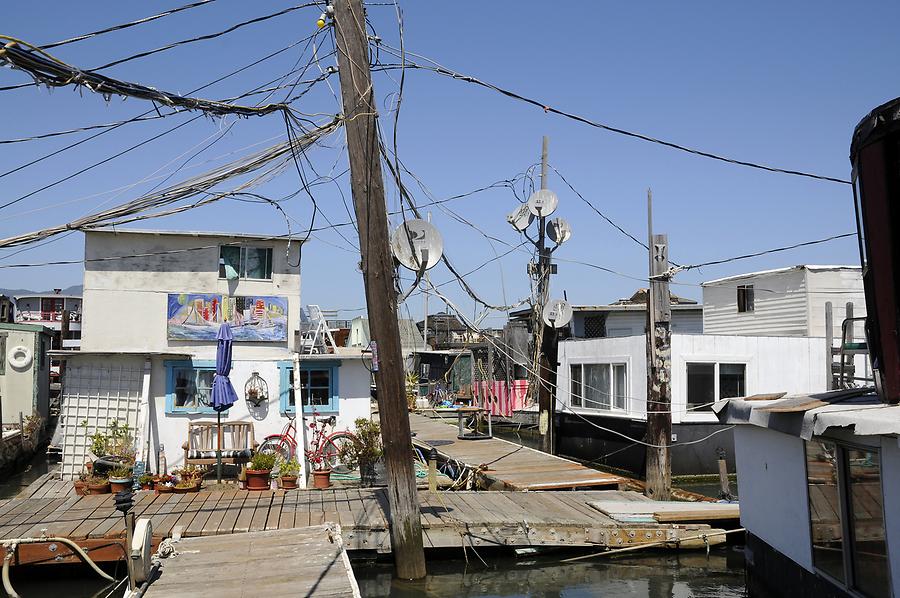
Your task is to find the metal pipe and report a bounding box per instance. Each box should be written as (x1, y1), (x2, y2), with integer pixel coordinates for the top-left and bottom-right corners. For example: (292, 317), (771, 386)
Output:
(3, 553), (20, 598)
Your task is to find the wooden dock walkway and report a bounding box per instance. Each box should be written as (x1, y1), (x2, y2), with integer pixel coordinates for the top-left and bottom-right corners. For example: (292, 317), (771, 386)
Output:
(145, 525), (360, 598)
(408, 413), (625, 491)
(0, 488), (730, 565)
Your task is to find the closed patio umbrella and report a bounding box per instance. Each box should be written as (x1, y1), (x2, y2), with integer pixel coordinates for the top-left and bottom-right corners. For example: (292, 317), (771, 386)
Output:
(212, 323), (238, 484)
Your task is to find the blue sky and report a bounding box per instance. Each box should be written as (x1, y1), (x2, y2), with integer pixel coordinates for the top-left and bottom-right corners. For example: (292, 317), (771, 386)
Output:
(1, 1), (897, 323)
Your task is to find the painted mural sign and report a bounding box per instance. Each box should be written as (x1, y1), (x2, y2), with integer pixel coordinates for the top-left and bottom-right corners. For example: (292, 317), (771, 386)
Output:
(167, 294), (288, 342)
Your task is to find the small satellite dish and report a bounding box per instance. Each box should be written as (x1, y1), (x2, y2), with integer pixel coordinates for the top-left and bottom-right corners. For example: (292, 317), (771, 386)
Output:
(546, 217), (572, 245)
(542, 299), (573, 328)
(527, 189), (558, 217)
(507, 203), (534, 232)
(391, 219), (443, 271)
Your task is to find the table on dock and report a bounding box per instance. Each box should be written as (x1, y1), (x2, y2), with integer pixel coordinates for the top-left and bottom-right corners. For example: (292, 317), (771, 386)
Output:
(409, 412), (625, 491)
(0, 488), (729, 565)
(144, 525), (360, 598)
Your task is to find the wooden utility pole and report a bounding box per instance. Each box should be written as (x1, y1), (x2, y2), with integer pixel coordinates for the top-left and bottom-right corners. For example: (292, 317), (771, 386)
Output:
(645, 188), (672, 500)
(332, 0), (426, 579)
(536, 136), (558, 455)
(60, 309), (70, 386)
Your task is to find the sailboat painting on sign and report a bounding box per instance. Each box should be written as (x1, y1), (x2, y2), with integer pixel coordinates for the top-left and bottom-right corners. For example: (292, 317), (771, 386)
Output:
(167, 293), (288, 341)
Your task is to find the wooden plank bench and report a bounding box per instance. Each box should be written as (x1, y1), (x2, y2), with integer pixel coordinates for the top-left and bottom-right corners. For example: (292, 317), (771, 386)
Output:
(182, 421), (257, 468)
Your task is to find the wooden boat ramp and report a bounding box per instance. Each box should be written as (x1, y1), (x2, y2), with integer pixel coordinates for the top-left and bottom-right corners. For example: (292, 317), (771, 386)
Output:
(408, 412), (625, 491)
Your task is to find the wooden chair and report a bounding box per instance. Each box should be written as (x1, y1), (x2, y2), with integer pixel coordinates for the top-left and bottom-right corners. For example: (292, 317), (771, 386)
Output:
(182, 421), (257, 467)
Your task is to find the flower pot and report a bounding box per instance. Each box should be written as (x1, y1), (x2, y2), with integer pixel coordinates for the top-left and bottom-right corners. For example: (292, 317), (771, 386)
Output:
(74, 481), (87, 496)
(87, 481), (110, 495)
(156, 485), (174, 495)
(280, 475), (298, 490)
(245, 469), (271, 491)
(173, 485), (192, 494)
(312, 469), (332, 490)
(141, 483), (153, 491)
(109, 477), (133, 493)
(188, 482), (201, 493)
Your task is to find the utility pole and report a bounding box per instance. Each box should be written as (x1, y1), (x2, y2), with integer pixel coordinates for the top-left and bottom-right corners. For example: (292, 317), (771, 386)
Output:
(536, 136), (557, 455)
(644, 189), (672, 500)
(332, 0), (426, 579)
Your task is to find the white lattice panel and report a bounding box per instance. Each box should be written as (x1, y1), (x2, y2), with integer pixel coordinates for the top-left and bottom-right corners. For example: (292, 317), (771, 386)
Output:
(59, 364), (143, 479)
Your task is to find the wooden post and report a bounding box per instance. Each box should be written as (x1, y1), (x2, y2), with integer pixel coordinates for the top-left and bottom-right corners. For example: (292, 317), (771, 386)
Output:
(716, 447), (732, 499)
(427, 448), (438, 493)
(332, 0), (426, 579)
(825, 301), (833, 390)
(59, 309), (69, 386)
(645, 229), (672, 501)
(537, 136), (558, 455)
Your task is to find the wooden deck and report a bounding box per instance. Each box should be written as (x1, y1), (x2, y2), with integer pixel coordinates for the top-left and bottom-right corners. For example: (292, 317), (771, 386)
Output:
(145, 525), (360, 597)
(409, 413), (625, 490)
(0, 488), (727, 564)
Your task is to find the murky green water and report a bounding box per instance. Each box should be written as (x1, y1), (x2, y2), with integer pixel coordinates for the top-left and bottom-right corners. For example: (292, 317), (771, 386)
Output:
(0, 448), (50, 500)
(355, 548), (747, 597)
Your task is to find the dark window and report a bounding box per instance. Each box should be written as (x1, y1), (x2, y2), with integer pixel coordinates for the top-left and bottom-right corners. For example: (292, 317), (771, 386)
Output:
(569, 363), (626, 410)
(806, 439), (889, 597)
(583, 315), (605, 338)
(219, 246), (273, 280)
(737, 284), (755, 313)
(0, 334), (6, 375)
(285, 368), (334, 412)
(172, 367), (215, 410)
(686, 363), (715, 410)
(570, 365), (582, 407)
(719, 363), (746, 399)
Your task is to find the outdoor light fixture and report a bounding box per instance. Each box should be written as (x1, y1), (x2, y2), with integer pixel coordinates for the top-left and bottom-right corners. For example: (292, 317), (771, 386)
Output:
(244, 372), (268, 406)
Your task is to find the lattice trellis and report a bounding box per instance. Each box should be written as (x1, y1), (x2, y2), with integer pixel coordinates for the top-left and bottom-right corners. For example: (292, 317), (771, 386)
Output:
(59, 364), (143, 480)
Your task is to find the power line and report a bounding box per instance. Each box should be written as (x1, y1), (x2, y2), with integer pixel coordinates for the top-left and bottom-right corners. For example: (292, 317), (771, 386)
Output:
(675, 232), (857, 272)
(373, 48), (852, 186)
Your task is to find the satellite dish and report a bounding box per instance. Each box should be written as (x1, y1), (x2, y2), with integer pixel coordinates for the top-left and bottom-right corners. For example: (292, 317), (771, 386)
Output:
(542, 299), (573, 328)
(507, 203), (534, 232)
(391, 219), (443, 271)
(546, 217), (572, 245)
(527, 189), (558, 217)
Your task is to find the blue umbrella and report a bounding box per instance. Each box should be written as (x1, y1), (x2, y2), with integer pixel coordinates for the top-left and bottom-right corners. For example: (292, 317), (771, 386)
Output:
(212, 323), (238, 483)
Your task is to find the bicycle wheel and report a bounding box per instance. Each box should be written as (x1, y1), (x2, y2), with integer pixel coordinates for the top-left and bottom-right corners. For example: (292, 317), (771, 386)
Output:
(320, 432), (356, 474)
(257, 436), (293, 461)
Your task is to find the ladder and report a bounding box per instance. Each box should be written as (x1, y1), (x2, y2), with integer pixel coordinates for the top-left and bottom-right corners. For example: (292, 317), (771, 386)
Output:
(298, 305), (337, 355)
(825, 302), (873, 389)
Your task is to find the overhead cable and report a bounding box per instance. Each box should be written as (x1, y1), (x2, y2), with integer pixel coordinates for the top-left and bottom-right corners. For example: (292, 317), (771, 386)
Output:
(373, 48), (851, 185)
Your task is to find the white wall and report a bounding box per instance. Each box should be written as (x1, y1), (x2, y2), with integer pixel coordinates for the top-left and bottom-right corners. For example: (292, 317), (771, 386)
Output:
(0, 327), (50, 423)
(703, 268), (809, 336)
(672, 334), (826, 424)
(557, 333), (826, 422)
(557, 335), (648, 418)
(81, 231), (301, 355)
(805, 269), (865, 339)
(880, 436), (900, 597)
(734, 425), (814, 570)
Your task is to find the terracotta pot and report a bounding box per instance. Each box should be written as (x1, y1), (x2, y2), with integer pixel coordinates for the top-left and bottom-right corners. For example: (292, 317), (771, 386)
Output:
(313, 469), (332, 490)
(141, 483), (152, 491)
(156, 485), (174, 494)
(188, 482), (200, 493)
(173, 485), (192, 494)
(87, 481), (110, 495)
(280, 475), (298, 490)
(74, 481), (87, 496)
(109, 478), (132, 493)
(245, 469), (271, 491)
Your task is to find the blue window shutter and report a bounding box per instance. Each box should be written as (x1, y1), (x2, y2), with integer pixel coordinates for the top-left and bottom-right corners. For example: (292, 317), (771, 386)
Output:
(164, 359), (219, 415)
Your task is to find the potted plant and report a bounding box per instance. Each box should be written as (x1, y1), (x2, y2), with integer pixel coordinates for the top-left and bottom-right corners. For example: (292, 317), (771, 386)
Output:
(337, 418), (383, 487)
(278, 457), (301, 490)
(155, 475), (174, 494)
(305, 423), (332, 489)
(74, 472), (88, 496)
(86, 475), (110, 495)
(108, 465), (133, 493)
(173, 480), (196, 494)
(139, 474), (155, 491)
(246, 452), (276, 491)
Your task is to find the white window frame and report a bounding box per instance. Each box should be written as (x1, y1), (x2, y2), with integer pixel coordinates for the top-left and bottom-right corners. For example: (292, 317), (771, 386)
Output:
(567, 358), (630, 414)
(678, 355), (751, 423)
(218, 245), (274, 281)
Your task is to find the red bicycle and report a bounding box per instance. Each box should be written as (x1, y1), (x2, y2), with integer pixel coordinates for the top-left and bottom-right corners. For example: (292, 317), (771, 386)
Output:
(258, 413), (356, 472)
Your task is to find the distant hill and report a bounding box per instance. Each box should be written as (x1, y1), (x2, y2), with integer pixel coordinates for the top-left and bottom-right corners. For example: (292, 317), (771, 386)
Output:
(0, 284), (83, 298)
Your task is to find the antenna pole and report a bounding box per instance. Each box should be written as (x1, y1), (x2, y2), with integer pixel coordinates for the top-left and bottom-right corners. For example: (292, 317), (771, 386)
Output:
(537, 136), (557, 455)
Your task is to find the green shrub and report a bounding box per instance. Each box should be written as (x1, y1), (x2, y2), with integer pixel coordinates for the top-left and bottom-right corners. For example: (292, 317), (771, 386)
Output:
(250, 452), (277, 471)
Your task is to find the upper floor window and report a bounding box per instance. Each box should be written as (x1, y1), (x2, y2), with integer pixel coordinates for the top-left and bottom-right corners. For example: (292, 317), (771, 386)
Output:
(164, 360), (219, 414)
(686, 362), (746, 411)
(219, 246), (273, 281)
(806, 439), (888, 597)
(570, 363), (627, 410)
(737, 284), (755, 313)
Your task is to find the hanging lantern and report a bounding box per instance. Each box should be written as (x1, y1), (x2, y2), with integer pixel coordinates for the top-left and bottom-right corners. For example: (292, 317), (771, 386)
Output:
(244, 372), (268, 406)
